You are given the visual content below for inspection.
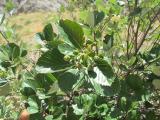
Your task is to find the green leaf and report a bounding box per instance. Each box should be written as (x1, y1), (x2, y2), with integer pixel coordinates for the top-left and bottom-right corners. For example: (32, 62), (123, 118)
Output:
(97, 104), (108, 116)
(150, 44), (160, 56)
(58, 69), (79, 92)
(150, 65), (160, 76)
(103, 33), (114, 50)
(37, 48), (71, 72)
(0, 82), (10, 96)
(88, 58), (115, 95)
(27, 98), (39, 114)
(86, 10), (105, 27)
(35, 32), (45, 42)
(126, 74), (143, 90)
(0, 43), (26, 69)
(59, 19), (85, 49)
(47, 39), (63, 49)
(30, 113), (44, 120)
(9, 43), (20, 59)
(89, 71), (116, 96)
(45, 115), (53, 120)
(128, 56), (137, 66)
(43, 23), (56, 41)
(21, 79), (37, 96)
(72, 104), (84, 115)
(80, 94), (96, 111)
(90, 76), (105, 95)
(0, 78), (7, 86)
(94, 57), (114, 85)
(152, 79), (160, 89)
(35, 73), (57, 91)
(21, 49), (27, 57)
(58, 43), (75, 55)
(0, 43), (20, 61)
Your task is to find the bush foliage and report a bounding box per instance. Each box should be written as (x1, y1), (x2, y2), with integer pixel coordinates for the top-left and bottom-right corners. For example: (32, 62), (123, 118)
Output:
(0, 0), (160, 119)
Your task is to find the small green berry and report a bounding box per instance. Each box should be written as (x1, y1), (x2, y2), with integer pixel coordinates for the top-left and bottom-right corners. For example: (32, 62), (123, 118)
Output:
(64, 55), (71, 61)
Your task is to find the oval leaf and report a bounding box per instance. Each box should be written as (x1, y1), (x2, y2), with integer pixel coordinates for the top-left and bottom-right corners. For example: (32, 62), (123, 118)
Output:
(59, 19), (85, 49)
(43, 23), (56, 41)
(37, 48), (71, 72)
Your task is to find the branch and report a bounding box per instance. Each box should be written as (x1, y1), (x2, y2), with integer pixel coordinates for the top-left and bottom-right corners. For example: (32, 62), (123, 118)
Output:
(135, 8), (160, 54)
(134, 19), (140, 54)
(126, 20), (132, 59)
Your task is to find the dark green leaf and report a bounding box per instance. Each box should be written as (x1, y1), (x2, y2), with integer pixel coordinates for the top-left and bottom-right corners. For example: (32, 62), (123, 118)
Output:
(21, 79), (38, 96)
(9, 43), (20, 59)
(103, 33), (114, 50)
(21, 49), (27, 57)
(36, 32), (45, 41)
(126, 74), (143, 90)
(43, 23), (56, 41)
(58, 69), (79, 92)
(95, 57), (114, 79)
(35, 73), (57, 91)
(150, 44), (160, 57)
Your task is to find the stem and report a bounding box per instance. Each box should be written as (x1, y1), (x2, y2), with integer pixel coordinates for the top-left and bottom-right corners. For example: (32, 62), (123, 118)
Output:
(93, 31), (98, 54)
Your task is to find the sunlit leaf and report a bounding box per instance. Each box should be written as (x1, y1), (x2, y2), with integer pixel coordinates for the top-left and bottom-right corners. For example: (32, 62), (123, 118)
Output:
(60, 19), (85, 49)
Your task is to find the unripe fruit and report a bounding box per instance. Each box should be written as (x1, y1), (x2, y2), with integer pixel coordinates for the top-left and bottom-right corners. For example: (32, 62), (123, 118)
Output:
(73, 50), (79, 55)
(86, 39), (94, 44)
(83, 54), (88, 61)
(92, 42), (97, 46)
(64, 55), (71, 61)
(86, 45), (92, 51)
(94, 55), (99, 60)
(75, 62), (81, 69)
(98, 52), (104, 58)
(19, 109), (30, 120)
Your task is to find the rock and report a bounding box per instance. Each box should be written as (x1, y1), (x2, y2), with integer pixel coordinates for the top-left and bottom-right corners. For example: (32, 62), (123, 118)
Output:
(0, 0), (67, 13)
(16, 0), (67, 13)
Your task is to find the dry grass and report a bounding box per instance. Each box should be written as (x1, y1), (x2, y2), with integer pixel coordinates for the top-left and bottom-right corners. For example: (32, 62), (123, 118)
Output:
(0, 7), (82, 46)
(8, 12), (54, 44)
